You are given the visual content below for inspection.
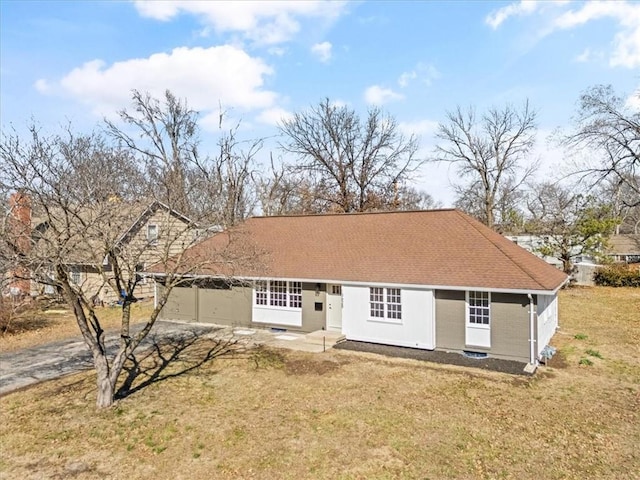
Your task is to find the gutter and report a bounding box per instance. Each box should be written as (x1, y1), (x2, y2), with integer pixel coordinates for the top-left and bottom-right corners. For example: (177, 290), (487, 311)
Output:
(143, 272), (564, 296)
(527, 293), (536, 366)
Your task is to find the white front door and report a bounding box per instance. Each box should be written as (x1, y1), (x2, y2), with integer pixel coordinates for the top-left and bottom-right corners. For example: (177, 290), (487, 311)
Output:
(326, 284), (343, 332)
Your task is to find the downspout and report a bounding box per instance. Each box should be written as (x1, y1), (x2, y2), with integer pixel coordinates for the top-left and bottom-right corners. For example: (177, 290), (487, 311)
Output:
(154, 280), (158, 310)
(527, 293), (536, 365)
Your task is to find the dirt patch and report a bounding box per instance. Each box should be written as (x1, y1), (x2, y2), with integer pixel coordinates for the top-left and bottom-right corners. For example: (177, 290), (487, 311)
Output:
(284, 356), (343, 376)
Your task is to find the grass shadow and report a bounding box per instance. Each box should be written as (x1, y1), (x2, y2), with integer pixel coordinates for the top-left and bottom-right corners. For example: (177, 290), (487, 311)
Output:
(0, 315), (55, 335)
(115, 331), (244, 400)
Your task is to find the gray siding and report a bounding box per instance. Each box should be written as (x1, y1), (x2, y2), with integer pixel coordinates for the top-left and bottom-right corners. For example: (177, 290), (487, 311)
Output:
(490, 293), (530, 362)
(435, 290), (531, 363)
(160, 281), (327, 332)
(301, 282), (326, 332)
(198, 283), (252, 327)
(435, 290), (465, 350)
(160, 285), (197, 322)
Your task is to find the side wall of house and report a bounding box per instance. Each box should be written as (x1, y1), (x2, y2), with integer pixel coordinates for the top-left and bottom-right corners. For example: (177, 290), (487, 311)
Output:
(434, 290), (532, 363)
(536, 293), (558, 357)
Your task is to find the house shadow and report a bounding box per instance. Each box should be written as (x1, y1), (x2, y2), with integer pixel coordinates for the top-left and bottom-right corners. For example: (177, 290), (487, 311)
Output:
(115, 330), (244, 400)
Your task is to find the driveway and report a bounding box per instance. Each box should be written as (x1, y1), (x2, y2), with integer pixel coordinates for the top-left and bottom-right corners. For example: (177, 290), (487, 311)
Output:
(0, 322), (336, 396)
(0, 321), (219, 396)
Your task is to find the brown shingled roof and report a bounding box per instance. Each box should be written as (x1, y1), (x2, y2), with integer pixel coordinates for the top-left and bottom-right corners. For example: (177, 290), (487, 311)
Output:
(609, 234), (640, 255)
(170, 209), (568, 292)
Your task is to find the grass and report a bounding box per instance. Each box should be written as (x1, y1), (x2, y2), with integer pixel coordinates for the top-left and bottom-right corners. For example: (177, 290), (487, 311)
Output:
(0, 287), (639, 479)
(0, 299), (154, 352)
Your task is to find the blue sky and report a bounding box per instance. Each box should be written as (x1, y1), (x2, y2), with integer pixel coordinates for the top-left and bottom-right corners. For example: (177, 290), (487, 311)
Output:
(1, 1), (638, 205)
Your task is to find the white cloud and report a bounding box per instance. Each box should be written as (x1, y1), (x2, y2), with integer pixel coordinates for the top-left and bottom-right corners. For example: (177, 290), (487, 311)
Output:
(256, 106), (294, 126)
(133, 1), (348, 45)
(553, 1), (640, 68)
(364, 85), (404, 105)
(34, 78), (51, 94)
(398, 119), (439, 137)
(485, 0), (540, 29)
(486, 0), (640, 69)
(398, 71), (417, 88)
(311, 41), (332, 63)
(574, 48), (591, 63)
(397, 63), (440, 88)
(45, 46), (276, 121)
(626, 88), (640, 111)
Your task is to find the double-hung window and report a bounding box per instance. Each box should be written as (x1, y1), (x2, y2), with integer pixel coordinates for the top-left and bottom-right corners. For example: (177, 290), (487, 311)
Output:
(254, 280), (302, 309)
(369, 287), (402, 322)
(147, 224), (158, 245)
(468, 291), (490, 326)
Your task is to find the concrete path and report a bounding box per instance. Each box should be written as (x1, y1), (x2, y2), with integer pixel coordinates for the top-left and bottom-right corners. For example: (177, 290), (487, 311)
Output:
(0, 322), (343, 396)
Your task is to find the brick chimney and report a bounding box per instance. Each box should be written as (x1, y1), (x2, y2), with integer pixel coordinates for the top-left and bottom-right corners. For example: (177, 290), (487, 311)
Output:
(8, 192), (32, 296)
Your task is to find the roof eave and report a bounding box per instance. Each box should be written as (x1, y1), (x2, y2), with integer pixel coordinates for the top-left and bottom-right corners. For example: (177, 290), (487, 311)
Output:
(144, 272), (568, 296)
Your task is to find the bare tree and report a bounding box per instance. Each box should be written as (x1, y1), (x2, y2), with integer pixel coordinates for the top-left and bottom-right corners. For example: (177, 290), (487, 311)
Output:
(563, 85), (640, 206)
(433, 101), (537, 229)
(256, 156), (329, 215)
(105, 90), (197, 215)
(279, 99), (423, 213)
(525, 181), (618, 274)
(188, 112), (262, 226)
(0, 125), (254, 408)
(598, 176), (640, 234)
(107, 91), (262, 226)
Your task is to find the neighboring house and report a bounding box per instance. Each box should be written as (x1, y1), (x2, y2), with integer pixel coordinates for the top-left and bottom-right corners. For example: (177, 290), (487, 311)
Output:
(504, 234), (601, 285)
(154, 209), (568, 366)
(5, 194), (194, 303)
(607, 234), (640, 263)
(504, 234), (598, 268)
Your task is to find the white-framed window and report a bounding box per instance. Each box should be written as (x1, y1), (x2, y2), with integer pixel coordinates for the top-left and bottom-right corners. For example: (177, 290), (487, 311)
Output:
(289, 282), (302, 308)
(254, 280), (302, 309)
(468, 291), (490, 326)
(147, 224), (158, 245)
(255, 281), (268, 306)
(69, 267), (81, 286)
(331, 285), (342, 295)
(369, 287), (402, 321)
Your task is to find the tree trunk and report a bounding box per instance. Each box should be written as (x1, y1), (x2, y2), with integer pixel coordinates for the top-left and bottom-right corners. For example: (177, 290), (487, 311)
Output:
(95, 359), (116, 408)
(561, 257), (573, 275)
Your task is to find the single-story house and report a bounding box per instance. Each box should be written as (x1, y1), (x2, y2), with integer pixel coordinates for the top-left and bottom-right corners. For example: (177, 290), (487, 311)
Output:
(154, 209), (568, 366)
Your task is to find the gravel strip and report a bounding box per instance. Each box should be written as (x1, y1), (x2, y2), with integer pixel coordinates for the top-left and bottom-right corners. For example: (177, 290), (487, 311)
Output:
(335, 340), (531, 376)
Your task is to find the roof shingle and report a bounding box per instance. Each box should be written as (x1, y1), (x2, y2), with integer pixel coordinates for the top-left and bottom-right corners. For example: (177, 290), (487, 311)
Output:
(173, 209), (568, 292)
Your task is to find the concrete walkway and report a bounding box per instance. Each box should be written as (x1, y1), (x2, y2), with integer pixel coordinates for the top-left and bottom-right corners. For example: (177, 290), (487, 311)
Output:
(0, 321), (344, 396)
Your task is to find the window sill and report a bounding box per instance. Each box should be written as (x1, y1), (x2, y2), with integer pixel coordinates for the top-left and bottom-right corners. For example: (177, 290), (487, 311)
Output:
(254, 304), (302, 312)
(367, 317), (402, 326)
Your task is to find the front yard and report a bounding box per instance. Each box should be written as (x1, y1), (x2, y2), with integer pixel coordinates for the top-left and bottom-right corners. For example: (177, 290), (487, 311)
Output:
(0, 287), (638, 479)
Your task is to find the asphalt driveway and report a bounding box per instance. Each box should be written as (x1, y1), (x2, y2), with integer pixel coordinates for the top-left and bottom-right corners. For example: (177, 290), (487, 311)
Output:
(0, 321), (219, 396)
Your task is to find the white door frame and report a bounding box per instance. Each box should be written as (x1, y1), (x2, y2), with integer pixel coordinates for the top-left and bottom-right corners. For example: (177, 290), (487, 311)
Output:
(465, 291), (491, 348)
(326, 284), (343, 332)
